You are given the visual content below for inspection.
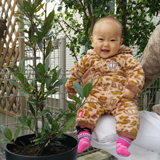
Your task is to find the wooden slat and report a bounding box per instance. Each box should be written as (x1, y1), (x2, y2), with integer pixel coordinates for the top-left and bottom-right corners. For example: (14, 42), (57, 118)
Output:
(0, 108), (18, 118)
(7, 88), (18, 111)
(7, 25), (20, 65)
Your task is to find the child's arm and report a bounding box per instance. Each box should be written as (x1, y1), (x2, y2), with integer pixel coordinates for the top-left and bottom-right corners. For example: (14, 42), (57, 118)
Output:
(65, 55), (88, 98)
(123, 54), (145, 98)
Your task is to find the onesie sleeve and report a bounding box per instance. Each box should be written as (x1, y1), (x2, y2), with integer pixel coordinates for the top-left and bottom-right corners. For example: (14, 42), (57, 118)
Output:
(65, 55), (89, 94)
(124, 54), (145, 96)
(140, 25), (160, 90)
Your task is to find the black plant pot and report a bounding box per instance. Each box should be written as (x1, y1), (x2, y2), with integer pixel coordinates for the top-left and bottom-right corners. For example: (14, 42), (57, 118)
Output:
(5, 134), (78, 160)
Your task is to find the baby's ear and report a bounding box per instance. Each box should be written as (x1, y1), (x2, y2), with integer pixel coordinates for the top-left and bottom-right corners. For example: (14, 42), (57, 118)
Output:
(120, 38), (123, 45)
(90, 36), (94, 47)
(90, 36), (93, 43)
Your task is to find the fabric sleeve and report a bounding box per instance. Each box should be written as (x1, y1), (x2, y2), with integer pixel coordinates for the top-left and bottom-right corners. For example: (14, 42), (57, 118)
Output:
(140, 25), (160, 90)
(65, 55), (88, 94)
(124, 54), (145, 95)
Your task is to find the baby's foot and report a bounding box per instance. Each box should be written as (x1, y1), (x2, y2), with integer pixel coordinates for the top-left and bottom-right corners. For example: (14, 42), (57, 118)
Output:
(78, 136), (91, 153)
(77, 130), (92, 153)
(116, 136), (132, 157)
(116, 143), (130, 157)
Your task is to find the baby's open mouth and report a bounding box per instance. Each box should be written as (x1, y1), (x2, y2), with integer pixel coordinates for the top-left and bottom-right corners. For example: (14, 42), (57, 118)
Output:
(102, 49), (110, 53)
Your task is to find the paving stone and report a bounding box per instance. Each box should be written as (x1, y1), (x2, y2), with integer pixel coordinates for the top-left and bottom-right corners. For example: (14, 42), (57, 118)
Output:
(77, 150), (112, 160)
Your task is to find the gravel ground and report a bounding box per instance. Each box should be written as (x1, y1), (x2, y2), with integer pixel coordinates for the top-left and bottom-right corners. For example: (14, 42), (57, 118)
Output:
(0, 148), (6, 160)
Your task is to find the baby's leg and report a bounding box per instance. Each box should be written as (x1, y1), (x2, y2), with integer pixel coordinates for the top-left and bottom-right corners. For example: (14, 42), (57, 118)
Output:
(76, 96), (105, 131)
(76, 96), (105, 153)
(113, 99), (140, 157)
(77, 126), (92, 153)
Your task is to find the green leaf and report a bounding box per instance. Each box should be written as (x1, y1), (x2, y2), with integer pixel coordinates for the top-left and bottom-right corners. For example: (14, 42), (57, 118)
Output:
(7, 66), (14, 72)
(31, 80), (36, 88)
(19, 89), (29, 97)
(8, 80), (21, 88)
(44, 9), (55, 32)
(28, 99), (38, 104)
(78, 74), (84, 86)
(14, 127), (21, 142)
(35, 3), (44, 13)
(0, 139), (12, 144)
(56, 68), (61, 79)
(37, 63), (45, 76)
(73, 81), (83, 98)
(44, 121), (51, 130)
(45, 54), (50, 72)
(52, 70), (57, 83)
(46, 76), (52, 89)
(93, 77), (101, 87)
(41, 128), (45, 137)
(65, 115), (77, 131)
(6, 128), (12, 140)
(45, 39), (52, 58)
(1, 126), (7, 138)
(23, 0), (32, 13)
(46, 113), (53, 125)
(68, 94), (81, 104)
(30, 119), (35, 129)
(28, 102), (35, 116)
(15, 72), (25, 82)
(53, 78), (68, 87)
(37, 109), (50, 118)
(27, 119), (31, 127)
(83, 83), (93, 98)
(68, 103), (76, 111)
(17, 116), (28, 126)
(20, 58), (25, 73)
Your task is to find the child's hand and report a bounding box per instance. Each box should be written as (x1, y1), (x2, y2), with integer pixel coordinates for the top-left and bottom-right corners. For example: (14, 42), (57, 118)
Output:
(122, 88), (135, 99)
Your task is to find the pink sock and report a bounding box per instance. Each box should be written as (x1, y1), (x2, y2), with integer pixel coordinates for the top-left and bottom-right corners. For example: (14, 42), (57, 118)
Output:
(116, 136), (132, 157)
(77, 131), (92, 153)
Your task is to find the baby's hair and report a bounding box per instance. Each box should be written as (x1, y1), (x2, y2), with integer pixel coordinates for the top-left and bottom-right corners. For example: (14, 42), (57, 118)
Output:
(92, 15), (122, 36)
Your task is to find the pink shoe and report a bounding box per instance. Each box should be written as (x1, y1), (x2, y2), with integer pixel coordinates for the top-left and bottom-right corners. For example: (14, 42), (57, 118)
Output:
(77, 131), (92, 153)
(116, 136), (132, 157)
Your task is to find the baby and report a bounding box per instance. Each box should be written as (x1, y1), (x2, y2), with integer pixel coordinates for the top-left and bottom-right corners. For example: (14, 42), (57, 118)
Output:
(66, 16), (145, 157)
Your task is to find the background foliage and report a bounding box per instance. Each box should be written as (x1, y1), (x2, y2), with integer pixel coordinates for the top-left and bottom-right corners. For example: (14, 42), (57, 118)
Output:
(48, 0), (160, 60)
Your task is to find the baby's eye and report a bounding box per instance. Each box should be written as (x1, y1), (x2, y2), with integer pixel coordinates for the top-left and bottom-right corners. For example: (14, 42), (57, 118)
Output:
(111, 39), (115, 41)
(99, 38), (103, 41)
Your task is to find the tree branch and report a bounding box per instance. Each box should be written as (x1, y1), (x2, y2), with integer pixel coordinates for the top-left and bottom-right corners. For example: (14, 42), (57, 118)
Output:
(58, 21), (78, 61)
(78, 0), (88, 20)
(58, 21), (72, 41)
(62, 20), (81, 33)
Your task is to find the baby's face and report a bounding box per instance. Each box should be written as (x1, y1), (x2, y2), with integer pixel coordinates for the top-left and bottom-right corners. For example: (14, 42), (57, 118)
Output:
(91, 20), (123, 59)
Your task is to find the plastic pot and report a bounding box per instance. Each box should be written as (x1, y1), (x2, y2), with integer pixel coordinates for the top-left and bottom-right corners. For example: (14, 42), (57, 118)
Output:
(5, 134), (78, 160)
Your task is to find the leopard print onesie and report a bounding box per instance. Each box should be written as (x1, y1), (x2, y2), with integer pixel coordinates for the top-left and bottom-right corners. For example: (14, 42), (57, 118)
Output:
(66, 46), (145, 140)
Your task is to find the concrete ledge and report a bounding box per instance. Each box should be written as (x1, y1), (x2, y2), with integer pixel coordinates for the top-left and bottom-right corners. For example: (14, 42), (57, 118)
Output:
(77, 150), (112, 160)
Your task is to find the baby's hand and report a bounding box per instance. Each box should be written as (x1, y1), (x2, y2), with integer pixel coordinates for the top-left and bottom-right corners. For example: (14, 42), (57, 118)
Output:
(122, 88), (135, 99)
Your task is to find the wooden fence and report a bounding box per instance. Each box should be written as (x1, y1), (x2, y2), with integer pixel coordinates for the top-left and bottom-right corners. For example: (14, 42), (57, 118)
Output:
(0, 0), (25, 118)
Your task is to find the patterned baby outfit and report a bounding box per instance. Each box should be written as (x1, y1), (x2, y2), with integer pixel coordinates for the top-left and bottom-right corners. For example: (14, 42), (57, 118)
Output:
(66, 46), (145, 140)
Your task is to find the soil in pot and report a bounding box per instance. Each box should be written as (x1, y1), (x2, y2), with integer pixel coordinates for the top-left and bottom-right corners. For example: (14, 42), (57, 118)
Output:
(9, 143), (73, 156)
(6, 134), (77, 157)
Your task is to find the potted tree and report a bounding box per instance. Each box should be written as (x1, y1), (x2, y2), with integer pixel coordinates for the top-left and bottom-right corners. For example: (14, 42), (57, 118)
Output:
(0, 0), (98, 160)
